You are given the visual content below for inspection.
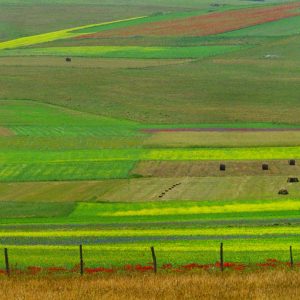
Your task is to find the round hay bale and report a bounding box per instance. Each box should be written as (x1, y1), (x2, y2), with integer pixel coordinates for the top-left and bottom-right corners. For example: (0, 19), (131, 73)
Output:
(289, 159), (296, 166)
(287, 177), (299, 183)
(220, 164), (226, 171)
(278, 189), (289, 195)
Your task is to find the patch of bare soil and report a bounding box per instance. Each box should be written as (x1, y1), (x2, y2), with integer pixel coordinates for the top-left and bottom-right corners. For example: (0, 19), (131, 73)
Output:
(0, 127), (14, 136)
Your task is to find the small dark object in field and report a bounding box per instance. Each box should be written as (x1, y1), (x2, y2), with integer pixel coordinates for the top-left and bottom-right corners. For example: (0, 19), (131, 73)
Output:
(278, 189), (288, 195)
(66, 57), (72, 62)
(287, 177), (299, 183)
(220, 164), (226, 171)
(262, 164), (269, 170)
(289, 159), (296, 166)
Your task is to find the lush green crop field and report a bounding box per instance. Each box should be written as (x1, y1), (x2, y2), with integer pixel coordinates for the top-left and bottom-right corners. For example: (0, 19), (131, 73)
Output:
(1, 100), (300, 182)
(2, 199), (300, 268)
(0, 45), (244, 59)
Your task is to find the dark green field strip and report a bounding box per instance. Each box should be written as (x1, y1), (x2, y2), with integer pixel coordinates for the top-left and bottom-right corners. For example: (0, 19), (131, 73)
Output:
(1, 217), (300, 231)
(1, 233), (300, 246)
(1, 210), (300, 226)
(2, 199), (300, 225)
(0, 100), (139, 129)
(0, 45), (245, 59)
(0, 161), (137, 182)
(9, 125), (140, 137)
(0, 202), (75, 218)
(0, 136), (144, 151)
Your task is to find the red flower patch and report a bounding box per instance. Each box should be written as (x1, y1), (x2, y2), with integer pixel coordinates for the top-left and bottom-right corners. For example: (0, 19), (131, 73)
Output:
(135, 264), (154, 272)
(85, 267), (114, 274)
(78, 2), (300, 38)
(124, 264), (133, 271)
(27, 266), (42, 275)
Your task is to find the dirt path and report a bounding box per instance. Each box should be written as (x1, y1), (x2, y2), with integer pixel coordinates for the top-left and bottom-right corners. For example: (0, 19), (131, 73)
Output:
(143, 128), (300, 133)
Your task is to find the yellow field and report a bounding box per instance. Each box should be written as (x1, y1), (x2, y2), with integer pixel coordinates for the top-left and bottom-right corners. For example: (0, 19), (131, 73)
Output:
(1, 270), (299, 300)
(0, 16), (145, 50)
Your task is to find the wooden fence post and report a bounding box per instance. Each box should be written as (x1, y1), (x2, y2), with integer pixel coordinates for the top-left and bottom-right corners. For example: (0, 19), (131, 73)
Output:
(290, 245), (294, 268)
(4, 248), (9, 276)
(220, 242), (224, 272)
(79, 244), (84, 275)
(150, 246), (157, 274)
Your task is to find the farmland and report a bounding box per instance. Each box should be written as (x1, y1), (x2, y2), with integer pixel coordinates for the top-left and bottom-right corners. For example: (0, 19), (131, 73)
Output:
(1, 0), (300, 286)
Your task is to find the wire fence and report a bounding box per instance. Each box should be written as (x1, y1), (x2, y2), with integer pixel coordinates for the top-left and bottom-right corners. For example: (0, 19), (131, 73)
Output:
(1, 242), (298, 277)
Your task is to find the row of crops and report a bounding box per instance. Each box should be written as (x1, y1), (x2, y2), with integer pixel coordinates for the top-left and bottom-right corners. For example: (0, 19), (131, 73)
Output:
(1, 199), (300, 268)
(1, 3), (300, 60)
(0, 101), (300, 182)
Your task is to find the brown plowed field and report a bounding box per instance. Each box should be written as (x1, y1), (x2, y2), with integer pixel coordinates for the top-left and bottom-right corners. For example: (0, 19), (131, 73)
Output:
(78, 3), (300, 38)
(133, 160), (300, 177)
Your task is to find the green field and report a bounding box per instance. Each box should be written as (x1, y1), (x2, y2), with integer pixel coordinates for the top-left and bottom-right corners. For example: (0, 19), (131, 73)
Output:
(0, 45), (244, 59)
(2, 199), (300, 268)
(1, 0), (300, 271)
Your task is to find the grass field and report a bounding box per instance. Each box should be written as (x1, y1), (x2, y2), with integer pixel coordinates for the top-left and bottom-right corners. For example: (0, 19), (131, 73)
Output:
(1, 271), (300, 299)
(0, 45), (244, 59)
(2, 197), (300, 267)
(1, 0), (300, 276)
(2, 34), (300, 124)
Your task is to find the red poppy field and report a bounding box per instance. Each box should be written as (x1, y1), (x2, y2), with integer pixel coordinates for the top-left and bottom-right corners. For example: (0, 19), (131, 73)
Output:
(0, 259), (298, 277)
(77, 2), (300, 39)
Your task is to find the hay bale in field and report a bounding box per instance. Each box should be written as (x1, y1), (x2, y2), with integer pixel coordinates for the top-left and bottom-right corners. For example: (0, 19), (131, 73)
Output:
(287, 177), (299, 183)
(289, 159), (296, 166)
(262, 164), (269, 171)
(65, 57), (72, 62)
(278, 188), (289, 195)
(220, 164), (226, 171)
